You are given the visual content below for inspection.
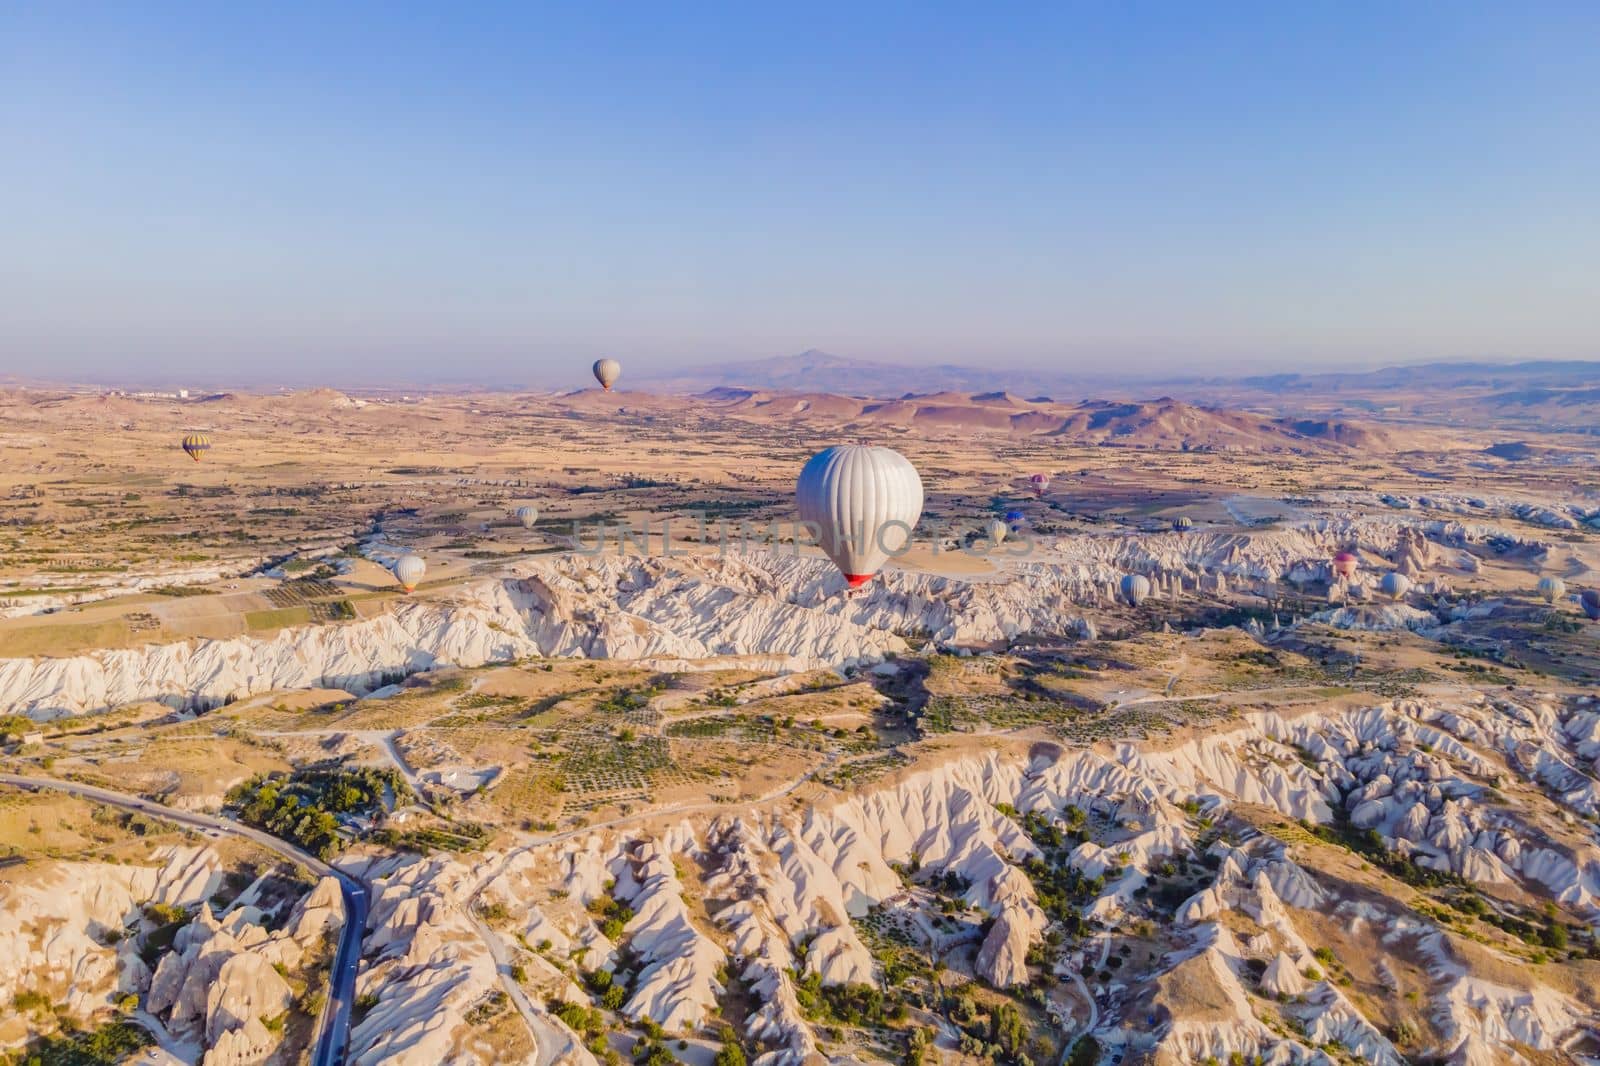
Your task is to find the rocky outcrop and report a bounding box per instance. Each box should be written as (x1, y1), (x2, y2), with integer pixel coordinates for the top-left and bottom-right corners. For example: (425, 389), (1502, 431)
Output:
(4, 503), (1553, 720)
(202, 1016), (277, 1066)
(0, 847), (223, 1019)
(341, 854), (501, 1066)
(614, 841), (725, 1031)
(1260, 952), (1305, 998)
(452, 691), (1600, 1066)
(0, 848), (335, 1063)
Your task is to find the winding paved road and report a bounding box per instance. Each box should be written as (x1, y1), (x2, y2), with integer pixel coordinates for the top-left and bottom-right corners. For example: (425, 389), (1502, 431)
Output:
(0, 773), (367, 1066)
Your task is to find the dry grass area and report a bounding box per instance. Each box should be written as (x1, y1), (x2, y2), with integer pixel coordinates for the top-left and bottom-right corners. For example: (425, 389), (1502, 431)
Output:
(60, 733), (293, 810)
(2, 381), (1582, 663)
(0, 792), (176, 859)
(0, 791), (287, 876)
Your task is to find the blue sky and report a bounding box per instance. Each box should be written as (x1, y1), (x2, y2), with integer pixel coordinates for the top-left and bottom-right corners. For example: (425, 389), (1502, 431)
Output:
(2, 2), (1596, 384)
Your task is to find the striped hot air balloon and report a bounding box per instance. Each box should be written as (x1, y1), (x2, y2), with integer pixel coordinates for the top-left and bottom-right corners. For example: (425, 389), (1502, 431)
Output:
(1332, 551), (1359, 580)
(1120, 574), (1151, 606)
(986, 518), (1009, 545)
(1537, 576), (1566, 604)
(1172, 516), (1193, 532)
(1028, 473), (1050, 497)
(515, 506), (539, 529)
(393, 554), (425, 593)
(592, 359), (621, 391)
(1379, 571), (1411, 600)
(796, 445), (923, 590)
(181, 433), (210, 462)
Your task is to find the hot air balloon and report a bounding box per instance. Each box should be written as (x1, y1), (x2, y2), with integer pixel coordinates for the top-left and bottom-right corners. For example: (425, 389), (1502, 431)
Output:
(1004, 509), (1025, 528)
(1582, 589), (1600, 621)
(1332, 551), (1359, 580)
(1172, 516), (1193, 532)
(394, 554), (425, 593)
(1379, 571), (1411, 600)
(1029, 473), (1050, 497)
(1119, 574), (1151, 607)
(515, 506), (539, 529)
(1537, 576), (1566, 604)
(986, 519), (1009, 545)
(796, 445), (923, 589)
(592, 359), (621, 391)
(181, 433), (210, 462)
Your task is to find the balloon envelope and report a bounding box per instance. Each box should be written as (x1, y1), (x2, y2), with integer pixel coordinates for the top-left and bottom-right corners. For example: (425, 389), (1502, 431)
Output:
(1332, 551), (1359, 579)
(516, 506), (539, 529)
(1537, 576), (1566, 604)
(592, 358), (621, 390)
(1172, 516), (1193, 531)
(986, 519), (1009, 545)
(181, 433), (210, 462)
(1379, 571), (1411, 600)
(1120, 574), (1151, 607)
(1582, 589), (1600, 621)
(1004, 510), (1024, 525)
(394, 554), (426, 593)
(796, 445), (924, 589)
(1028, 473), (1050, 496)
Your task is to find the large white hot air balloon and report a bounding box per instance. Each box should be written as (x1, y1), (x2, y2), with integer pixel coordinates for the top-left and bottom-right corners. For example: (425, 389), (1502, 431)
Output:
(1379, 571), (1411, 600)
(1537, 576), (1565, 604)
(1119, 574), (1151, 607)
(986, 518), (1009, 546)
(394, 554), (426, 593)
(796, 445), (923, 589)
(593, 359), (621, 391)
(516, 506), (539, 529)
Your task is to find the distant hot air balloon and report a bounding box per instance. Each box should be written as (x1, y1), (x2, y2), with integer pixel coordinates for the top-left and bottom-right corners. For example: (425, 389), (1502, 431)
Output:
(1332, 551), (1359, 580)
(1379, 571), (1411, 600)
(986, 519), (1009, 545)
(181, 433), (210, 462)
(1029, 473), (1050, 497)
(1537, 576), (1566, 604)
(1004, 509), (1024, 527)
(515, 506), (539, 529)
(796, 445), (924, 590)
(1582, 589), (1600, 621)
(1119, 574), (1151, 607)
(1172, 516), (1193, 532)
(593, 358), (621, 391)
(393, 554), (426, 593)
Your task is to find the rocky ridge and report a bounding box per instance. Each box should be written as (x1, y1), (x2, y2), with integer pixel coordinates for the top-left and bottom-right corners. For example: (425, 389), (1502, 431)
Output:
(0, 508), (1546, 719)
(393, 691), (1598, 1066)
(0, 845), (340, 1065)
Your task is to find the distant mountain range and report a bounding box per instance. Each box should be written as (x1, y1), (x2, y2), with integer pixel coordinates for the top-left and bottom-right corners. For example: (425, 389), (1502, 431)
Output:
(632, 348), (1600, 404)
(633, 349), (1144, 399)
(1230, 359), (1600, 394)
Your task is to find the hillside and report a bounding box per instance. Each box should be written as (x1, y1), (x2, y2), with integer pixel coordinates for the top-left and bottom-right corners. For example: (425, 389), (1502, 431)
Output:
(695, 388), (1434, 452)
(636, 348), (1141, 397)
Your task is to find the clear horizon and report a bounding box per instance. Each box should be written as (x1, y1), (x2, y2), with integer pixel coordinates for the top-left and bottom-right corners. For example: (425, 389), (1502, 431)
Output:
(3, 3), (1597, 382)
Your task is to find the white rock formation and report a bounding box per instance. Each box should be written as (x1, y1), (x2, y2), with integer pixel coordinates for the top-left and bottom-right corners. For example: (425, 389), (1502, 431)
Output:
(0, 848), (338, 1064)
(1260, 952), (1305, 998)
(424, 689), (1600, 1066)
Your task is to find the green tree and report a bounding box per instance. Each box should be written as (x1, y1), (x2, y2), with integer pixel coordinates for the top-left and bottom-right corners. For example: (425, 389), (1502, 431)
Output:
(714, 1038), (747, 1066)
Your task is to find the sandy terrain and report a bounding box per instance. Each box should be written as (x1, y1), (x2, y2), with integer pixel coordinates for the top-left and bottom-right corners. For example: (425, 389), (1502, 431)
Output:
(3, 381), (1600, 1066)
